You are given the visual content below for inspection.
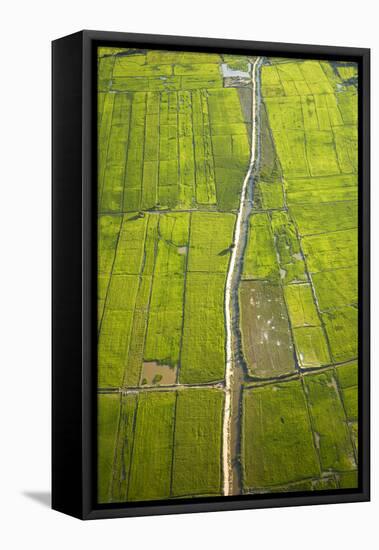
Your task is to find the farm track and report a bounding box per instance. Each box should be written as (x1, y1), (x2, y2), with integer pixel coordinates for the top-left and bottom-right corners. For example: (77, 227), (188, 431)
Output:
(98, 381), (225, 394)
(98, 356), (357, 395)
(222, 57), (263, 496)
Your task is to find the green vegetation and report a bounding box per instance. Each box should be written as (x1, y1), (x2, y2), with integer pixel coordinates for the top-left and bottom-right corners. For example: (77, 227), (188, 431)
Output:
(255, 181), (284, 209)
(242, 381), (321, 489)
(270, 210), (307, 284)
(323, 306), (358, 363)
(172, 389), (224, 496)
(97, 50), (359, 503)
(113, 214), (147, 274)
(180, 212), (235, 383)
(98, 301), (136, 388)
(304, 370), (356, 472)
(293, 326), (331, 368)
(242, 368), (358, 492)
(192, 90), (217, 204)
(128, 392), (176, 501)
(144, 213), (190, 367)
(111, 393), (138, 502)
(336, 361), (358, 420)
(98, 214), (148, 388)
(290, 201), (357, 235)
(180, 272), (226, 383)
(98, 49), (250, 213)
(98, 394), (121, 502)
(97, 215), (122, 326)
(240, 58), (358, 495)
(96, 67), (236, 493)
(312, 268), (357, 311)
(339, 470), (358, 489)
(188, 212), (235, 272)
(222, 54), (250, 72)
(257, 59), (358, 375)
(302, 229), (357, 273)
(101, 94), (132, 212)
(284, 284), (319, 327)
(243, 213), (278, 281)
(207, 88), (250, 210)
(249, 474), (340, 494)
(97, 388), (224, 503)
(286, 175), (357, 206)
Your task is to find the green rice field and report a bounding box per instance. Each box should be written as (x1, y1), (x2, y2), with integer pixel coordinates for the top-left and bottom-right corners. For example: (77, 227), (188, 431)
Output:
(97, 48), (359, 502)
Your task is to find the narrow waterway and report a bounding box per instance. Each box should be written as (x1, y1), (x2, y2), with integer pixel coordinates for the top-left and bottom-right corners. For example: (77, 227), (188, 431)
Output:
(222, 56), (263, 496)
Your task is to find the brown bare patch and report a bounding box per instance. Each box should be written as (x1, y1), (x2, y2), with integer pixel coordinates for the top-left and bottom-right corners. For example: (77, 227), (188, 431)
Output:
(239, 280), (296, 378)
(140, 361), (177, 386)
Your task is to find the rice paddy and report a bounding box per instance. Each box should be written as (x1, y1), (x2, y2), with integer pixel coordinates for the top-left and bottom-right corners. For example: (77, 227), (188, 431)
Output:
(97, 48), (359, 503)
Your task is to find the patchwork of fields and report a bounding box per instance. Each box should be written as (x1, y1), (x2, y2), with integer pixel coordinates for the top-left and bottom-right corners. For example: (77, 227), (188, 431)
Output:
(97, 48), (359, 503)
(98, 388), (224, 502)
(240, 59), (358, 493)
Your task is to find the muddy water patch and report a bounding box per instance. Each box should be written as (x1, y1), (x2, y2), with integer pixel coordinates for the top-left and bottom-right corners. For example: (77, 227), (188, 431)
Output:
(140, 361), (177, 386)
(221, 62), (251, 78)
(239, 280), (296, 378)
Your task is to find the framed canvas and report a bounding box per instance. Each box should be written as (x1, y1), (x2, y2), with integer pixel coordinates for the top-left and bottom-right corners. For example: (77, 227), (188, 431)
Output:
(52, 30), (370, 520)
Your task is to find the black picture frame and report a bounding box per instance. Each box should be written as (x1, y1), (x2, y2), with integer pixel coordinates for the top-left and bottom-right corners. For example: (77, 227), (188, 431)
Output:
(52, 30), (370, 520)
